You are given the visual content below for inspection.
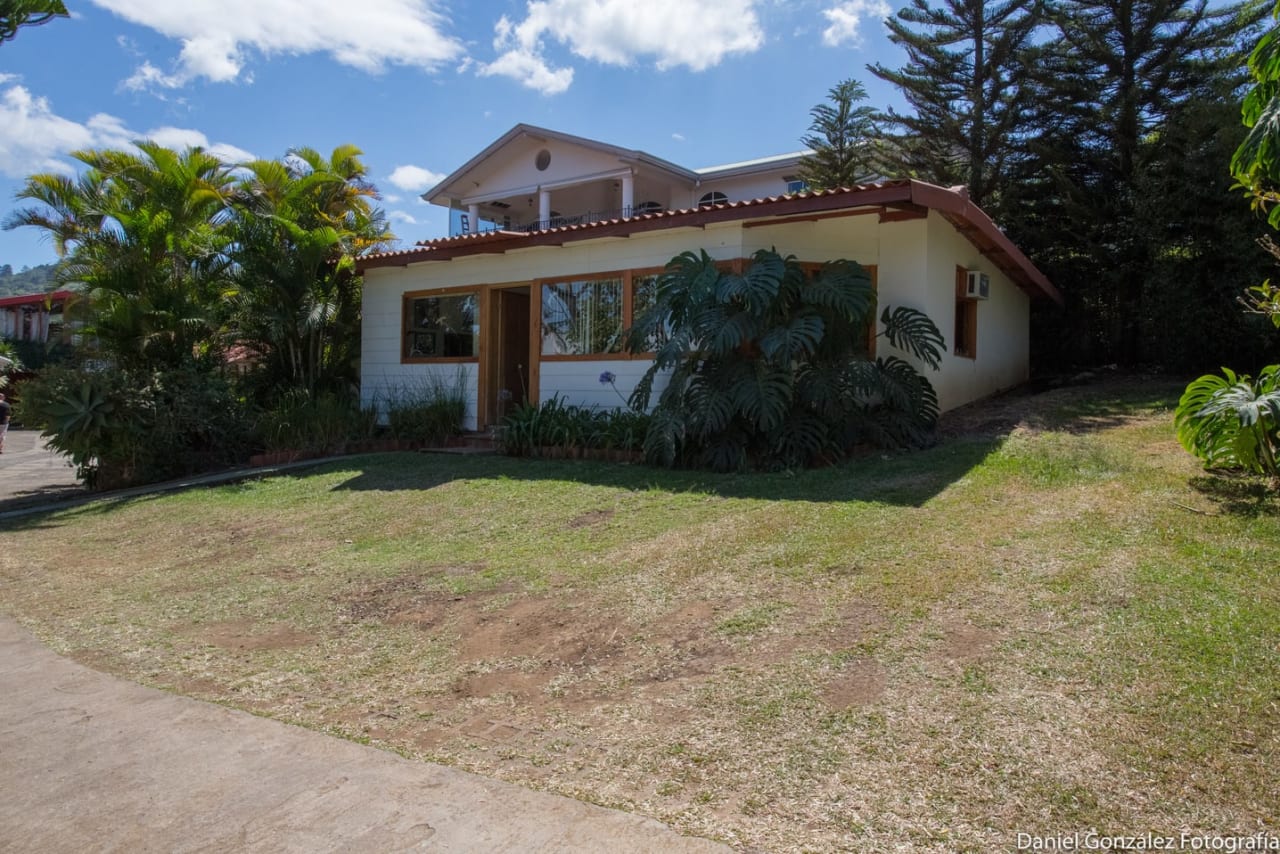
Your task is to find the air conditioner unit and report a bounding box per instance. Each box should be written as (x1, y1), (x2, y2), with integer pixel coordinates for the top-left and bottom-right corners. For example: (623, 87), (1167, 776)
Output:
(965, 270), (990, 300)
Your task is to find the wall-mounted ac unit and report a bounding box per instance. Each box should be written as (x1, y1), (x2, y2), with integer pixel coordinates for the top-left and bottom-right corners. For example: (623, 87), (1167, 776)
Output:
(965, 270), (990, 300)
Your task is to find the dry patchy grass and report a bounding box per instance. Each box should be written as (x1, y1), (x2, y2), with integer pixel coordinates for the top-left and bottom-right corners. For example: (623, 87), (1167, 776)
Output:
(1, 377), (1276, 852)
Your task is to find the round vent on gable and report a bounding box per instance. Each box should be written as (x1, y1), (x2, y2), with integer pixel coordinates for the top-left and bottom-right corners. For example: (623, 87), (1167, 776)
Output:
(535, 149), (552, 171)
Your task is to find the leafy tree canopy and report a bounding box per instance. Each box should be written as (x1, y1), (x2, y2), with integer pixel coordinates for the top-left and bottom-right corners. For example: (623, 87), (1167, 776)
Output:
(0, 0), (66, 45)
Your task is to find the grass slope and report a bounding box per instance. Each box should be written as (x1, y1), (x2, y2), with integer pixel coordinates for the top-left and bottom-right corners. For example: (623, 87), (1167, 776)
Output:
(1, 378), (1276, 852)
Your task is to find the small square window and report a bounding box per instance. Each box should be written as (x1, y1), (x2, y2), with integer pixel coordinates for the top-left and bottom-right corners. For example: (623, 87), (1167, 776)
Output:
(785, 178), (809, 194)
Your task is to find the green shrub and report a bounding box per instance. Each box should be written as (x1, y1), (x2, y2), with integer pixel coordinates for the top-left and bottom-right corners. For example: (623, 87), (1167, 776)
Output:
(1176, 365), (1280, 476)
(256, 390), (377, 454)
(20, 362), (253, 489)
(379, 370), (468, 445)
(497, 395), (649, 457)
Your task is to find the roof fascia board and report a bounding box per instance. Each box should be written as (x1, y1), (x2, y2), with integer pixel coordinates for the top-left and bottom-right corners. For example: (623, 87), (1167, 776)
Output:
(909, 182), (1062, 305)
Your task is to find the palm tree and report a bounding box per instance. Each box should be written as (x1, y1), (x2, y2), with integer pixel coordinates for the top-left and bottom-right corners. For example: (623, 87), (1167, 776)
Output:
(229, 145), (392, 398)
(5, 142), (236, 368)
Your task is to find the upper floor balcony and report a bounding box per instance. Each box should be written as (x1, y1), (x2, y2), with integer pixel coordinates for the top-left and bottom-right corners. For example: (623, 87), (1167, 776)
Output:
(446, 170), (687, 238)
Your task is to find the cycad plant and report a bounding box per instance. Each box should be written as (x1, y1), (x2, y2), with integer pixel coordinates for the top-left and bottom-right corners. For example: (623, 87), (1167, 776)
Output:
(1176, 366), (1280, 476)
(626, 248), (944, 471)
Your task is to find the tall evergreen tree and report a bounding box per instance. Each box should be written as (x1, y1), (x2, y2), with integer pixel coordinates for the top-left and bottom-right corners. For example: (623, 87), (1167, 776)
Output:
(868, 0), (1044, 211)
(797, 79), (881, 190)
(1008, 0), (1260, 365)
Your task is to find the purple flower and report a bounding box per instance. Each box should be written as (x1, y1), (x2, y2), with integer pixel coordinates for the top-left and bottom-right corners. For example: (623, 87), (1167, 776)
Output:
(599, 371), (617, 384)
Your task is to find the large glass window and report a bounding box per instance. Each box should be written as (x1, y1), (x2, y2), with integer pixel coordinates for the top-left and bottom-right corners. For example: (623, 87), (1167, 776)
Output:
(630, 272), (669, 351)
(541, 278), (624, 356)
(405, 293), (479, 359)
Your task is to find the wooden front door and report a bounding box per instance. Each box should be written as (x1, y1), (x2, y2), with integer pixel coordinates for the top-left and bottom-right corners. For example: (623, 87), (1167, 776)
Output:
(484, 287), (531, 428)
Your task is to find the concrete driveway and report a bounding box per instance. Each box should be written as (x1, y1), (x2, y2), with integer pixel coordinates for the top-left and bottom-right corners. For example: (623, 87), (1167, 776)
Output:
(0, 427), (83, 510)
(0, 617), (728, 853)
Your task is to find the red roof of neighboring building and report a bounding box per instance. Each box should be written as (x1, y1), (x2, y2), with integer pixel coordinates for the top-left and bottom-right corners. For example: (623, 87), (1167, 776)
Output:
(356, 180), (1061, 304)
(0, 289), (75, 309)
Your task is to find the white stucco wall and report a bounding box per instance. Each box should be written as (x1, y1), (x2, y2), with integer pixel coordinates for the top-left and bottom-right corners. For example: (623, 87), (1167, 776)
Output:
(361, 210), (1034, 428)
(923, 212), (1031, 411)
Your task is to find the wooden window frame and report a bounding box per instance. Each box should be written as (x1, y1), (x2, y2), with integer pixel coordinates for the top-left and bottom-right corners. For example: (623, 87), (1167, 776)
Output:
(537, 269), (632, 362)
(953, 265), (978, 360)
(401, 284), (484, 364)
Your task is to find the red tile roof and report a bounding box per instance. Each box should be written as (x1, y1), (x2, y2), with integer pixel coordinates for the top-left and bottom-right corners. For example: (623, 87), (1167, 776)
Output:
(358, 180), (1060, 304)
(0, 289), (75, 309)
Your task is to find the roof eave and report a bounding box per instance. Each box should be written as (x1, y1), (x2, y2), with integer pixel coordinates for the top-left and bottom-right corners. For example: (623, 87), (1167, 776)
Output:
(363, 181), (1061, 304)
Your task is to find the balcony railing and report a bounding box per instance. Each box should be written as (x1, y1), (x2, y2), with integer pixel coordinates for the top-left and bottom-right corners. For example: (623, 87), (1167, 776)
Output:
(455, 204), (667, 238)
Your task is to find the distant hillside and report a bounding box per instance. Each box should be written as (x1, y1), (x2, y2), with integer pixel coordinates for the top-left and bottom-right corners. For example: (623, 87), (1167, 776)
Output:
(0, 263), (60, 297)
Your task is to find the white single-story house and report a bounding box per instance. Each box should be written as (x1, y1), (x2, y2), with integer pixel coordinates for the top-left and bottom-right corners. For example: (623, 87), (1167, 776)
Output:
(357, 124), (1061, 431)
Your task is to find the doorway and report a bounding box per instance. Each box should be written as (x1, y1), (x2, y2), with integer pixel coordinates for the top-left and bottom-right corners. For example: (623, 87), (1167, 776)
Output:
(485, 286), (531, 428)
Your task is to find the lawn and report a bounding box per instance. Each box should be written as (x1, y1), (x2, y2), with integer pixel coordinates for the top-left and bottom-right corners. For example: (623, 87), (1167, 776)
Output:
(1, 377), (1276, 852)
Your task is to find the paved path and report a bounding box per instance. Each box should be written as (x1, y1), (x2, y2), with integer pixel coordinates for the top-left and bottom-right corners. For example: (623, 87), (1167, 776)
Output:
(0, 617), (728, 853)
(0, 428), (83, 510)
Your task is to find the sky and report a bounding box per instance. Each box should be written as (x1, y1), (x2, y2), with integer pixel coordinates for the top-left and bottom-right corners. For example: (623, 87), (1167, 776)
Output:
(0, 0), (915, 272)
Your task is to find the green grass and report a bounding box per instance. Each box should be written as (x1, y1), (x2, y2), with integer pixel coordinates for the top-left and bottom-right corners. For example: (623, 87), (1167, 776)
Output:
(0, 377), (1276, 852)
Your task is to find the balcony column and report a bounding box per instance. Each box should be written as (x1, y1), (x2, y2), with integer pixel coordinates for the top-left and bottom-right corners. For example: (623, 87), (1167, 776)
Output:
(538, 189), (551, 226)
(467, 203), (480, 232)
(621, 174), (634, 217)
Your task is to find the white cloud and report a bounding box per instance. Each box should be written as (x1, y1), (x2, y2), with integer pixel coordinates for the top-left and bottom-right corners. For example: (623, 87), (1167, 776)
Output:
(90, 0), (464, 89)
(479, 0), (763, 95)
(0, 83), (253, 178)
(672, 132), (685, 142)
(388, 164), (446, 193)
(122, 61), (184, 91)
(821, 0), (890, 47)
(0, 86), (96, 176)
(388, 210), (419, 225)
(146, 127), (255, 163)
(0, 73), (19, 85)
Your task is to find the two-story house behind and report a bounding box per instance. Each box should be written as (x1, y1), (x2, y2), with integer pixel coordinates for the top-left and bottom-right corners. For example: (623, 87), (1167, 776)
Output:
(357, 124), (1060, 431)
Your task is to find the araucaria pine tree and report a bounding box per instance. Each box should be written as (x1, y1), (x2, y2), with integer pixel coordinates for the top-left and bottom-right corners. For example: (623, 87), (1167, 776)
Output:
(797, 79), (882, 191)
(1013, 0), (1260, 365)
(868, 0), (1043, 212)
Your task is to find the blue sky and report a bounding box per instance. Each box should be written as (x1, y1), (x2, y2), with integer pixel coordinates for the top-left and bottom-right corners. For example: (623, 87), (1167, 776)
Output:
(0, 0), (912, 272)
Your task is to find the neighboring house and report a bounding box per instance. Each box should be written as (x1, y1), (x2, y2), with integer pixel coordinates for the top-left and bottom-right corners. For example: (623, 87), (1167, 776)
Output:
(0, 290), (74, 344)
(357, 124), (1061, 431)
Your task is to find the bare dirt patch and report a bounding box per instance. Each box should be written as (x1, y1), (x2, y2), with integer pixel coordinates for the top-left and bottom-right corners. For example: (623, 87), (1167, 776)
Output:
(453, 669), (553, 700)
(823, 659), (887, 708)
(567, 508), (615, 529)
(192, 620), (317, 651)
(456, 596), (627, 666)
(335, 566), (491, 623)
(934, 624), (999, 664)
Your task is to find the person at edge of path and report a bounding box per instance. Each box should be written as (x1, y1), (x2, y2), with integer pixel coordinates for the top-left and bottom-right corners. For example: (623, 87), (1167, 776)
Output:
(0, 392), (9, 454)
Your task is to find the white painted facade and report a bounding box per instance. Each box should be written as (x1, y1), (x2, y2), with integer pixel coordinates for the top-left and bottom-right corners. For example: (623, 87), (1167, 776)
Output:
(361, 125), (1055, 431)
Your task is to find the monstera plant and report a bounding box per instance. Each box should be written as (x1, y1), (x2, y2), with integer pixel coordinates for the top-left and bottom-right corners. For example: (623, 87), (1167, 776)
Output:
(626, 248), (944, 471)
(1176, 366), (1280, 476)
